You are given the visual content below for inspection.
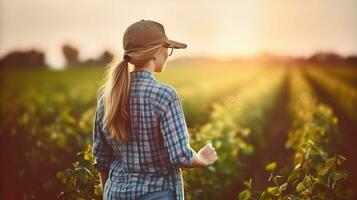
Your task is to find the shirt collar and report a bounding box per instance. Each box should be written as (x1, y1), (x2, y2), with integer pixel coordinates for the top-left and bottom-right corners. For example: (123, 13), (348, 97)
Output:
(130, 70), (156, 80)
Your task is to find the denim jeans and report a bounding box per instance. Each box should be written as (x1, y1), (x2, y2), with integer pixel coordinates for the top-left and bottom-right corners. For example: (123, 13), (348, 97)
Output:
(139, 189), (175, 200)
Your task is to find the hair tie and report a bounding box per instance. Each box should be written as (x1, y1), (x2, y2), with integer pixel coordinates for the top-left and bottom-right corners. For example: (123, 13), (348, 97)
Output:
(123, 54), (130, 61)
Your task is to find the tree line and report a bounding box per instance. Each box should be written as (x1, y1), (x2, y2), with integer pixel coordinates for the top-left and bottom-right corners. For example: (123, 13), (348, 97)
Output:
(0, 44), (356, 69)
(0, 43), (114, 69)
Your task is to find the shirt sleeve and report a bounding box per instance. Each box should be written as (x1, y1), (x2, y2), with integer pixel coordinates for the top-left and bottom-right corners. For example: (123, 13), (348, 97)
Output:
(159, 88), (194, 168)
(92, 101), (114, 172)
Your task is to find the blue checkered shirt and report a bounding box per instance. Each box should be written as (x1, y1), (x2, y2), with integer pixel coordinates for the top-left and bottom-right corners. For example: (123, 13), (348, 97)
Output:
(92, 70), (195, 200)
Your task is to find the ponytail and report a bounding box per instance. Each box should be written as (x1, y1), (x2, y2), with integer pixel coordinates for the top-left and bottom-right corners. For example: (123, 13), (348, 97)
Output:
(97, 44), (162, 144)
(98, 55), (133, 144)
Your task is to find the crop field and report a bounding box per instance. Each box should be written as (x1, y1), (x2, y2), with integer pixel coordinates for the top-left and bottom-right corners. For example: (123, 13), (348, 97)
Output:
(1, 63), (356, 199)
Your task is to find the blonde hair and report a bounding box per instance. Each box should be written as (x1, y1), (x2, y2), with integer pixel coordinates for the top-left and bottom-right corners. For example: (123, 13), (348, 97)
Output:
(97, 43), (164, 144)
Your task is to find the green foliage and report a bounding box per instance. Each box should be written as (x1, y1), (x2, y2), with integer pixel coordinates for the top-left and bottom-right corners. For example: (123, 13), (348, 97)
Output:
(240, 69), (349, 200)
(56, 144), (102, 199)
(0, 68), (99, 198)
(185, 70), (285, 199)
(306, 67), (357, 121)
(2, 66), (353, 199)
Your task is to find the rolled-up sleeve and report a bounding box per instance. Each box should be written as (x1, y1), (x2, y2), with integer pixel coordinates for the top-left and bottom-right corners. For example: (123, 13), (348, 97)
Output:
(92, 104), (114, 172)
(159, 88), (194, 168)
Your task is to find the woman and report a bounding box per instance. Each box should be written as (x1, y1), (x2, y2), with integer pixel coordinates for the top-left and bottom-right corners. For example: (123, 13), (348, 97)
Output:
(92, 19), (217, 200)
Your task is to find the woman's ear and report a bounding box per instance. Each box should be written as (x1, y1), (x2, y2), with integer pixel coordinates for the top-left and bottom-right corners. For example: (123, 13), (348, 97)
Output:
(153, 48), (162, 60)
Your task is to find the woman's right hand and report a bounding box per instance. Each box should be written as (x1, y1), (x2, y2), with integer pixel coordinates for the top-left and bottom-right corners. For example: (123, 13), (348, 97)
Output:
(197, 143), (217, 167)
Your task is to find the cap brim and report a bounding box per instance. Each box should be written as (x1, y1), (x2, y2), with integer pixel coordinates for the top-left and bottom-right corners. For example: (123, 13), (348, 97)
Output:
(166, 39), (187, 49)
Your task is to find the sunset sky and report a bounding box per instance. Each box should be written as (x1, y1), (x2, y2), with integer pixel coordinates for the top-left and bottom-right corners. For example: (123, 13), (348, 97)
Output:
(1, 0), (356, 69)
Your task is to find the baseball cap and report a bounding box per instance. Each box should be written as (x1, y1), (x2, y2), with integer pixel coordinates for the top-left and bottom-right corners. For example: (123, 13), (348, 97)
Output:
(123, 19), (187, 58)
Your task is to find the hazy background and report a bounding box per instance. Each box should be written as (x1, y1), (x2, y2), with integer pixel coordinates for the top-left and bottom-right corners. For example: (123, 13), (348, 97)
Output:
(1, 0), (357, 69)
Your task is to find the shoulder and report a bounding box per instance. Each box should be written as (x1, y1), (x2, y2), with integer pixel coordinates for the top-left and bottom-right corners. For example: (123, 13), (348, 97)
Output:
(151, 81), (180, 115)
(149, 81), (178, 102)
(157, 82), (178, 100)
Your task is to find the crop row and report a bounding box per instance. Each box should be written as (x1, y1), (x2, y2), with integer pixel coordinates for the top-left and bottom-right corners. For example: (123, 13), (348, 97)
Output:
(240, 69), (348, 200)
(184, 69), (286, 200)
(305, 67), (357, 121)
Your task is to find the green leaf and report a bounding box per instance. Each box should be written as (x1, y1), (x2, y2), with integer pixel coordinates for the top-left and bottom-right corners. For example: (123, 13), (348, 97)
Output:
(267, 186), (279, 196)
(94, 184), (103, 196)
(259, 191), (271, 200)
(287, 168), (301, 183)
(265, 162), (277, 171)
(296, 182), (305, 192)
(84, 151), (92, 161)
(303, 175), (314, 187)
(239, 190), (251, 200)
(329, 171), (346, 182)
(244, 179), (253, 190)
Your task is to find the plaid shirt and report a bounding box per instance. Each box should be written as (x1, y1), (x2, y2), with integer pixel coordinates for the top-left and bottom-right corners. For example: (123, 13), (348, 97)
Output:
(92, 70), (194, 200)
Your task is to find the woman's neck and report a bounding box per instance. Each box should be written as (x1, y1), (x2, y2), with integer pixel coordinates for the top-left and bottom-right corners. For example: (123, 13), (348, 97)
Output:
(133, 60), (155, 73)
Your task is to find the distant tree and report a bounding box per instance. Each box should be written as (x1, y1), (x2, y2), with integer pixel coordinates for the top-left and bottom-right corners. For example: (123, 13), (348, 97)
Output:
(100, 50), (114, 65)
(81, 49), (114, 67)
(307, 52), (344, 65)
(62, 44), (80, 67)
(344, 55), (357, 66)
(0, 49), (47, 68)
